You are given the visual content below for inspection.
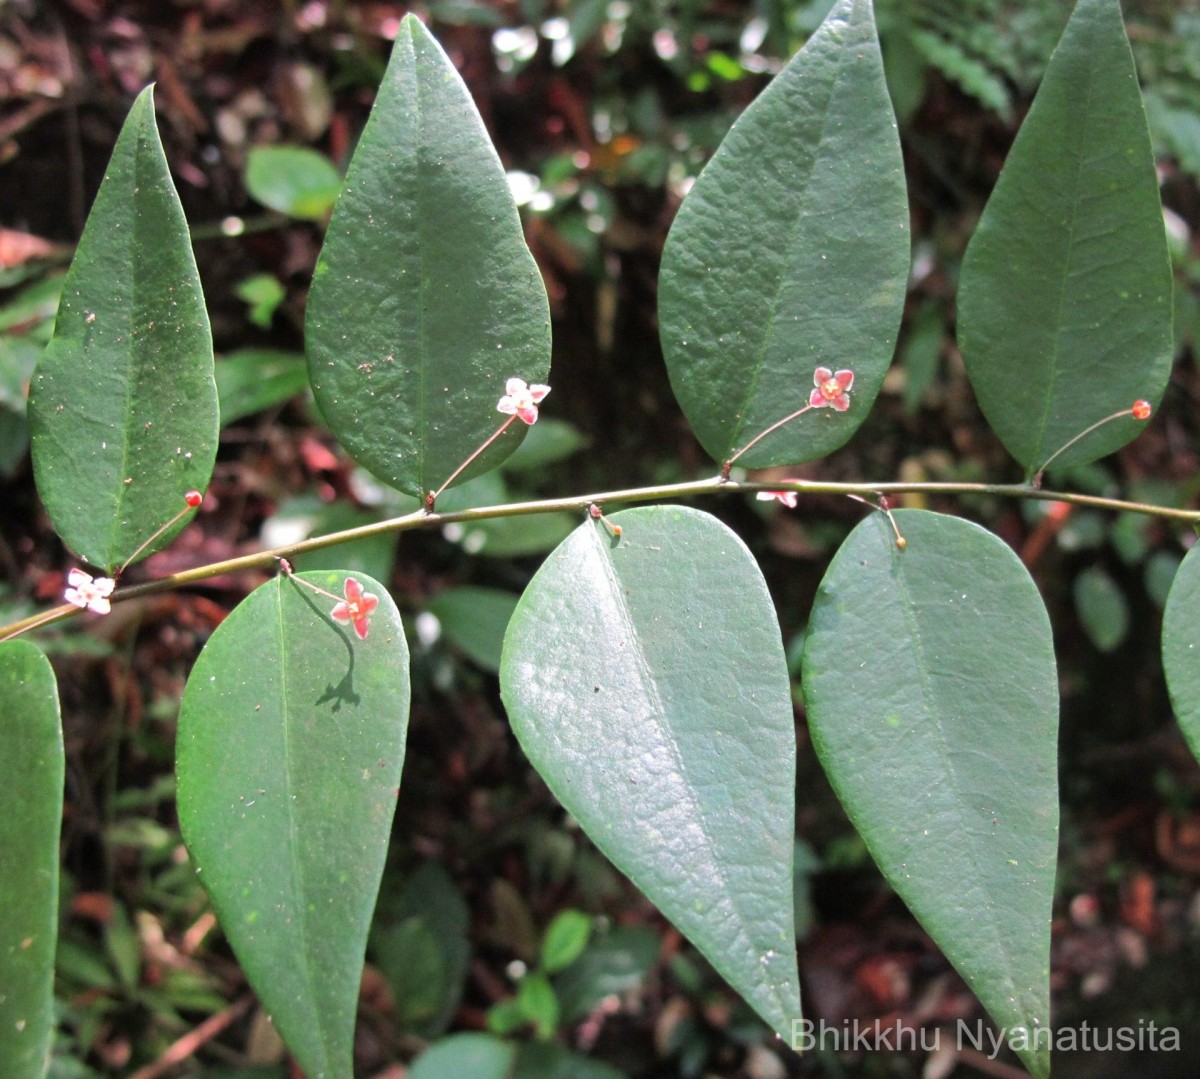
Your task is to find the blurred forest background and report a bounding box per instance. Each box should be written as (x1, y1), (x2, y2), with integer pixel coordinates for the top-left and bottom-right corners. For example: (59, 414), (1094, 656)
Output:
(4, 1), (1200, 1077)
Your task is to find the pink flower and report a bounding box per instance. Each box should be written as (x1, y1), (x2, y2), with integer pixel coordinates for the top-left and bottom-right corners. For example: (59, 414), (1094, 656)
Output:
(330, 577), (380, 640)
(497, 377), (551, 425)
(756, 490), (798, 508)
(64, 569), (115, 615)
(809, 367), (854, 411)
(1132, 400), (1152, 421)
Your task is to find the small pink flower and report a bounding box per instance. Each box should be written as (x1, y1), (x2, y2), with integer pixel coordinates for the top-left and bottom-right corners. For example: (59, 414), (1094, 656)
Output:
(756, 490), (798, 508)
(330, 577), (379, 640)
(809, 367), (854, 412)
(497, 377), (551, 425)
(64, 569), (115, 615)
(1132, 399), (1152, 421)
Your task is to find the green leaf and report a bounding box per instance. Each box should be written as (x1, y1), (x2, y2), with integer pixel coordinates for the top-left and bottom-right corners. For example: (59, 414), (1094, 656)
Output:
(0, 640), (62, 1079)
(553, 925), (659, 1022)
(515, 970), (559, 1037)
(244, 146), (342, 220)
(658, 0), (908, 467)
(802, 510), (1057, 1079)
(372, 861), (470, 1037)
(306, 14), (551, 497)
(234, 274), (287, 330)
(1073, 565), (1129, 653)
(1163, 544), (1200, 767)
(512, 1042), (628, 1079)
(215, 349), (309, 425)
(501, 506), (800, 1037)
(409, 1033), (516, 1079)
(501, 418), (589, 474)
(957, 0), (1173, 475)
(539, 909), (592, 974)
(176, 572), (410, 1079)
(427, 586), (519, 673)
(28, 86), (218, 572)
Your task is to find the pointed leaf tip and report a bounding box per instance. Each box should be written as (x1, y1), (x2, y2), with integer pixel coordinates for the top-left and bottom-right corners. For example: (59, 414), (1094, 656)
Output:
(803, 510), (1057, 1079)
(501, 506), (801, 1037)
(659, 0), (908, 468)
(306, 18), (550, 497)
(958, 0), (1172, 474)
(28, 86), (217, 572)
(177, 572), (410, 1079)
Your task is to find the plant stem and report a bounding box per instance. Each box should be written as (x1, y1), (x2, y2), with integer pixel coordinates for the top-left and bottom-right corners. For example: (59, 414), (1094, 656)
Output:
(2, 476), (1197, 640)
(427, 415), (517, 507)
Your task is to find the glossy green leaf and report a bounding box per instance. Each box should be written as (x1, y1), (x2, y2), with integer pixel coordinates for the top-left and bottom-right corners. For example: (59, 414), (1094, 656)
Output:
(306, 14), (551, 497)
(957, 0), (1172, 475)
(245, 146), (342, 220)
(658, 0), (908, 468)
(501, 506), (800, 1037)
(802, 510), (1058, 1079)
(1163, 544), (1200, 767)
(409, 1033), (516, 1079)
(427, 586), (519, 672)
(176, 571), (409, 1079)
(28, 86), (218, 573)
(0, 640), (62, 1079)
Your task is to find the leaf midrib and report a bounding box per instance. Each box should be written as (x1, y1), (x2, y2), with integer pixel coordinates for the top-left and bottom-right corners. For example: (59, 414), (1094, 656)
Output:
(883, 517), (1030, 1013)
(585, 522), (770, 997)
(274, 582), (331, 1075)
(1032, 52), (1100, 468)
(727, 7), (858, 454)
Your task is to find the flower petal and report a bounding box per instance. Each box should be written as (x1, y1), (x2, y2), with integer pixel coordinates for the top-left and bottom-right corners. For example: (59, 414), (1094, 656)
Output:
(813, 366), (833, 386)
(331, 601), (352, 624)
(809, 388), (828, 408)
(830, 394), (851, 412)
(529, 383), (551, 403)
(68, 568), (93, 588)
(505, 377), (528, 396)
(497, 396), (517, 415)
(343, 578), (364, 604)
(517, 405), (539, 424)
(834, 369), (854, 391)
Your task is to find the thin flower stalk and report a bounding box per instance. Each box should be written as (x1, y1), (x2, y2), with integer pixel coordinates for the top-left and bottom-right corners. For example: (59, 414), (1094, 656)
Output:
(427, 378), (550, 509)
(723, 368), (854, 478)
(1032, 401), (1153, 487)
(284, 570), (380, 640)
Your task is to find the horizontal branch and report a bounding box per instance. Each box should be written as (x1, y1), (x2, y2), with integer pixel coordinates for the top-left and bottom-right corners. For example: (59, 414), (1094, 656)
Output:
(3, 475), (1198, 640)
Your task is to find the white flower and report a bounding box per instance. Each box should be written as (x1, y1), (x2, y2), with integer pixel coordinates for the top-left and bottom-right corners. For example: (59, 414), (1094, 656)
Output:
(496, 377), (551, 425)
(64, 569), (115, 615)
